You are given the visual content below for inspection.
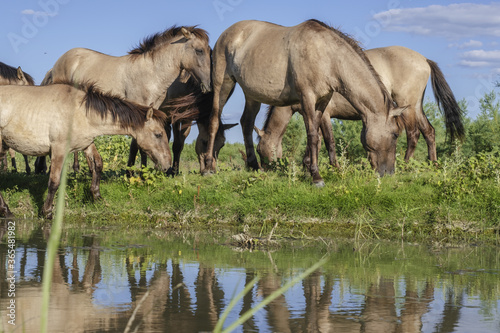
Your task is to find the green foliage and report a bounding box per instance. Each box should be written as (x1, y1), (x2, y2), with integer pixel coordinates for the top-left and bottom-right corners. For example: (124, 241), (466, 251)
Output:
(282, 113), (306, 161)
(331, 119), (365, 162)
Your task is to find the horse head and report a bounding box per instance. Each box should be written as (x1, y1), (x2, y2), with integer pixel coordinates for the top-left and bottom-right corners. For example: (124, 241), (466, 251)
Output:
(361, 105), (408, 176)
(178, 27), (212, 94)
(135, 107), (172, 172)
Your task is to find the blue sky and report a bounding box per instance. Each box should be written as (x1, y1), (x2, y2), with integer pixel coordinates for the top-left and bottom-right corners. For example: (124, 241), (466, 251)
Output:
(1, 0), (499, 143)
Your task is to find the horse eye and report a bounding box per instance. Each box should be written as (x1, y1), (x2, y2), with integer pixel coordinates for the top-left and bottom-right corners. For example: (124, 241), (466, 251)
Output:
(393, 133), (399, 140)
(155, 133), (162, 139)
(195, 49), (203, 56)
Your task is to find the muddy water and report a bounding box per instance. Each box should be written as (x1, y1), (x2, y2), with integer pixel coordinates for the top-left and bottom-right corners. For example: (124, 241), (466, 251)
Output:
(0, 220), (499, 333)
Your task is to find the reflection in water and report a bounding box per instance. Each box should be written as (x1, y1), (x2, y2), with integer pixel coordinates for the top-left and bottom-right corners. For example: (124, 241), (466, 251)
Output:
(0, 220), (499, 332)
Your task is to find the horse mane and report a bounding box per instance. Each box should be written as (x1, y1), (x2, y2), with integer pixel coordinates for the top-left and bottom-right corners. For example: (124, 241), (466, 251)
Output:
(128, 25), (209, 58)
(75, 82), (168, 129)
(162, 76), (213, 125)
(262, 105), (275, 132)
(305, 19), (393, 111)
(0, 62), (35, 85)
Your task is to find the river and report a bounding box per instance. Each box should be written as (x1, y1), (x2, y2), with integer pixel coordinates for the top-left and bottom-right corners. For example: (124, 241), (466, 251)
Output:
(0, 219), (499, 332)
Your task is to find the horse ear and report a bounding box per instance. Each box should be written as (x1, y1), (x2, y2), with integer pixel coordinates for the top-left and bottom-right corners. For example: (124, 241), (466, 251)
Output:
(223, 123), (238, 131)
(16, 67), (26, 81)
(146, 107), (154, 120)
(181, 27), (192, 40)
(390, 105), (409, 118)
(254, 126), (264, 138)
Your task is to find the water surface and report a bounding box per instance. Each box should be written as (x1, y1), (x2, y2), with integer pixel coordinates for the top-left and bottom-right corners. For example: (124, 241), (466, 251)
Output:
(1, 220), (499, 332)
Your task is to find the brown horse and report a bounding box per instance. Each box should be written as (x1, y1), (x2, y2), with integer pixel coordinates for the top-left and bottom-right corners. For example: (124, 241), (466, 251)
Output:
(0, 82), (171, 219)
(37, 25), (212, 174)
(255, 46), (465, 167)
(203, 19), (407, 186)
(0, 62), (35, 174)
(128, 70), (238, 175)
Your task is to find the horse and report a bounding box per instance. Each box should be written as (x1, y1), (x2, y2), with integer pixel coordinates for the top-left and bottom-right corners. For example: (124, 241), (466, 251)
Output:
(255, 46), (465, 168)
(202, 19), (407, 186)
(37, 25), (212, 174)
(0, 82), (172, 219)
(128, 70), (238, 175)
(0, 62), (35, 174)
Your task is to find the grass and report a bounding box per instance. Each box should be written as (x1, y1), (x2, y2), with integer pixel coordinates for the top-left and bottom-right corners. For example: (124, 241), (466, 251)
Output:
(1, 143), (500, 244)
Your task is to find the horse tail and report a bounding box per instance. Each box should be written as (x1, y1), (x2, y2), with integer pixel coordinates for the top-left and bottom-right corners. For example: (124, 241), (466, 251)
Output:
(427, 59), (465, 142)
(41, 69), (53, 86)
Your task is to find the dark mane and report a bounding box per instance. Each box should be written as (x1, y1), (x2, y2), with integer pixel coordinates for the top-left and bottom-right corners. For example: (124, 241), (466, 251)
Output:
(78, 82), (167, 128)
(0, 62), (35, 85)
(262, 105), (275, 132)
(162, 76), (213, 125)
(128, 25), (209, 57)
(305, 19), (393, 110)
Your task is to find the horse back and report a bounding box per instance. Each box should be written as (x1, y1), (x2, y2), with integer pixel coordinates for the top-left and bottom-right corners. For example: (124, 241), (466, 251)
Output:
(365, 46), (430, 102)
(51, 48), (125, 87)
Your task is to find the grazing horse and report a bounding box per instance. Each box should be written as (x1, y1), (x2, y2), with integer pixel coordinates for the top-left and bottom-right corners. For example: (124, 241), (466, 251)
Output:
(0, 62), (35, 174)
(255, 46), (465, 168)
(0, 82), (171, 219)
(203, 19), (407, 186)
(37, 25), (212, 174)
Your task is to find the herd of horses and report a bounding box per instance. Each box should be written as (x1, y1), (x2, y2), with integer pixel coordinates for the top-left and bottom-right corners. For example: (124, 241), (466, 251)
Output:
(0, 19), (464, 219)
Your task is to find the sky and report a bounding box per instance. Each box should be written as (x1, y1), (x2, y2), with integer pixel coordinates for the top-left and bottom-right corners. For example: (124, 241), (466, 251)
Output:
(1, 0), (500, 143)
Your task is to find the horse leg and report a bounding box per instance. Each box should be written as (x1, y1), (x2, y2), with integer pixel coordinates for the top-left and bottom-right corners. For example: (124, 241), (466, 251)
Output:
(73, 152), (80, 173)
(204, 67), (236, 174)
(0, 144), (12, 217)
(8, 149), (17, 173)
(42, 153), (65, 219)
(172, 120), (191, 175)
(319, 111), (339, 169)
(0, 192), (13, 218)
(140, 149), (148, 168)
(301, 94), (324, 187)
(34, 156), (48, 174)
(1, 155), (6, 172)
(241, 98), (262, 171)
(83, 144), (103, 200)
(23, 155), (31, 175)
(126, 138), (140, 177)
(416, 107), (437, 162)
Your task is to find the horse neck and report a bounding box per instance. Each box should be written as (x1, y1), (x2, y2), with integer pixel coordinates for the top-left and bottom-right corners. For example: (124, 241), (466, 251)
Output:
(87, 113), (136, 138)
(124, 49), (182, 106)
(338, 67), (390, 117)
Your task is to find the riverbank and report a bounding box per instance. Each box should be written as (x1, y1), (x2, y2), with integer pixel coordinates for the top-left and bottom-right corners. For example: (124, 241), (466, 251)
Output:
(2, 150), (499, 245)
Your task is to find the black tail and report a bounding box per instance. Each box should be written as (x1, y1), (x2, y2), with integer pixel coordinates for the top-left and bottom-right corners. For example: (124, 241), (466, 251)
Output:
(427, 59), (465, 142)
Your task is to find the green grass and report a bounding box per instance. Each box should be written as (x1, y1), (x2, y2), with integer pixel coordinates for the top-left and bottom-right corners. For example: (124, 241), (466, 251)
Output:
(1, 143), (500, 244)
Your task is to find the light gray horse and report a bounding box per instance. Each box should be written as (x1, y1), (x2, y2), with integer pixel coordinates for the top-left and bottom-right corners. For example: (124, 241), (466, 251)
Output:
(37, 25), (212, 174)
(202, 19), (407, 186)
(0, 62), (35, 174)
(0, 83), (171, 219)
(255, 46), (465, 168)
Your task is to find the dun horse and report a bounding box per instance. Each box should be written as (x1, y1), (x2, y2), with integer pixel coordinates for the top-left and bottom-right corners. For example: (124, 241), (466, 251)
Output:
(203, 19), (407, 186)
(0, 62), (35, 174)
(255, 46), (465, 167)
(0, 83), (171, 219)
(38, 25), (212, 174)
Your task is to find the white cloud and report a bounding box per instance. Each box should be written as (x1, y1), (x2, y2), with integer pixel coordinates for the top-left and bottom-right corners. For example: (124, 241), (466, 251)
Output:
(459, 49), (500, 68)
(449, 40), (483, 49)
(373, 3), (500, 39)
(21, 9), (57, 17)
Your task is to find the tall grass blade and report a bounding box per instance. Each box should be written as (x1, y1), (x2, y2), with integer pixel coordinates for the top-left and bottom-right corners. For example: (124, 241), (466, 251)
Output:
(219, 257), (328, 333)
(213, 275), (260, 333)
(40, 155), (69, 333)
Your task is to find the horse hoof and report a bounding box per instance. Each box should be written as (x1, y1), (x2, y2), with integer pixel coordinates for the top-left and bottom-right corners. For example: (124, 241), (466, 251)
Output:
(313, 180), (325, 188)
